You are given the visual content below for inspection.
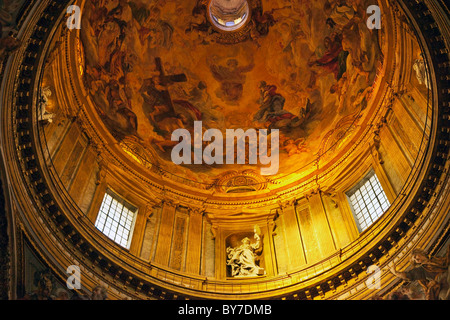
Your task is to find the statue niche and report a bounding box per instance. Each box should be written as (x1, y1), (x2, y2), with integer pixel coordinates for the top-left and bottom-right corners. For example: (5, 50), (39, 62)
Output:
(226, 226), (265, 277)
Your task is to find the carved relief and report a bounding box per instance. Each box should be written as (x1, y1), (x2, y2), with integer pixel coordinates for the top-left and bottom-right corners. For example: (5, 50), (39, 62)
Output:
(95, 159), (108, 186)
(211, 169), (268, 193)
(170, 215), (187, 270)
(372, 128), (384, 165)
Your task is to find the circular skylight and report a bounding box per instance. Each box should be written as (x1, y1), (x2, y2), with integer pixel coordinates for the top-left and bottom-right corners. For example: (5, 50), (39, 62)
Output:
(208, 0), (250, 32)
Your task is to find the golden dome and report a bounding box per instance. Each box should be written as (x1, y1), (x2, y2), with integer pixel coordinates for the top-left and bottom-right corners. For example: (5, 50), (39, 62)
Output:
(0, 0), (448, 302)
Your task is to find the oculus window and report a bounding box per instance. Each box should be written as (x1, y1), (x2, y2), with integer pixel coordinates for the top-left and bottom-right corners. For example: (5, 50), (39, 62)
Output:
(95, 190), (138, 249)
(346, 170), (390, 232)
(208, 0), (250, 32)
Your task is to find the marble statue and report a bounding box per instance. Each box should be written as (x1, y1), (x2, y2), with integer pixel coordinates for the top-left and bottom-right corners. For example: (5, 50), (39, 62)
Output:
(226, 227), (265, 277)
(413, 55), (430, 89)
(38, 86), (55, 123)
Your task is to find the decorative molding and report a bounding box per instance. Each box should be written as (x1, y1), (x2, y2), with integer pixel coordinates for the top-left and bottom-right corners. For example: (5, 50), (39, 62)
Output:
(210, 169), (269, 193)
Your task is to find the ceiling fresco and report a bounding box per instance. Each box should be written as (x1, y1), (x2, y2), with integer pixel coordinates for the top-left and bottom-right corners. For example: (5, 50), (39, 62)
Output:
(80, 0), (383, 185)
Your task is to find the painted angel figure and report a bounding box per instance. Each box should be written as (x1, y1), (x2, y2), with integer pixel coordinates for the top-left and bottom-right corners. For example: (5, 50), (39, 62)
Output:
(226, 228), (265, 277)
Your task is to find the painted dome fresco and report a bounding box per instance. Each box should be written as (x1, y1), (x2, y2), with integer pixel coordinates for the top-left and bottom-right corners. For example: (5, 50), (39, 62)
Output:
(79, 0), (384, 188)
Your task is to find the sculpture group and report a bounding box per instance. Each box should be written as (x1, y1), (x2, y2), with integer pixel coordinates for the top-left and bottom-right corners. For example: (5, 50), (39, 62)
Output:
(226, 227), (265, 277)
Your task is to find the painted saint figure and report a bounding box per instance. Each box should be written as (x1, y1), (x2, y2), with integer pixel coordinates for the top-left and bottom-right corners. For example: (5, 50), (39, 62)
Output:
(209, 57), (254, 104)
(253, 81), (313, 130)
(307, 33), (349, 88)
(253, 81), (291, 124)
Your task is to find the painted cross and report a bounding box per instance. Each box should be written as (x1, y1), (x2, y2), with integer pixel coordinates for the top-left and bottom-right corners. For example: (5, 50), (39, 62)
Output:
(154, 57), (187, 112)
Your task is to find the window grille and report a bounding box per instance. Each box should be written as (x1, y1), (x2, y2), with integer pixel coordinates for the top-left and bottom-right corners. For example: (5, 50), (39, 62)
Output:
(346, 170), (390, 232)
(95, 190), (137, 249)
